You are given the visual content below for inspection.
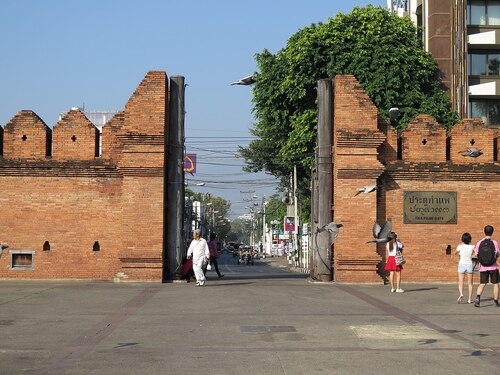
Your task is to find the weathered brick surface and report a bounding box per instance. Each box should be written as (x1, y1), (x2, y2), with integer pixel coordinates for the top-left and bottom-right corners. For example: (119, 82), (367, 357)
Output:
(52, 109), (99, 161)
(0, 71), (167, 281)
(333, 76), (384, 283)
(402, 115), (447, 162)
(382, 179), (500, 282)
(333, 75), (500, 283)
(3, 110), (52, 159)
(449, 119), (496, 164)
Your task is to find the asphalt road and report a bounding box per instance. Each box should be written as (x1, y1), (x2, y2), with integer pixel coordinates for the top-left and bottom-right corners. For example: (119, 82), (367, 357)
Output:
(1, 253), (499, 374)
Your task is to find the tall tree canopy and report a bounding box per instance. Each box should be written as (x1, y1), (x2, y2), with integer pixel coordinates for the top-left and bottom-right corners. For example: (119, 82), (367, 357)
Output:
(241, 5), (458, 203)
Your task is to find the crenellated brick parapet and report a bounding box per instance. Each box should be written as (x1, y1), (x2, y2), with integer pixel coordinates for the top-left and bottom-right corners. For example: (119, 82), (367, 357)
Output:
(52, 109), (99, 161)
(0, 71), (167, 169)
(448, 119), (496, 164)
(401, 115), (447, 162)
(3, 110), (52, 160)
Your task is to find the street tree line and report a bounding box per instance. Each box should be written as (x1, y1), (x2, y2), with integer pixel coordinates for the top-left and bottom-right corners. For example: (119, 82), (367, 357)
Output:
(240, 5), (458, 218)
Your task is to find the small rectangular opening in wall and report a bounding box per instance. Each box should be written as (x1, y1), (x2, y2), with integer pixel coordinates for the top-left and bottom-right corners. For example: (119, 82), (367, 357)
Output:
(46, 129), (52, 157)
(0, 126), (3, 156)
(95, 128), (101, 157)
(446, 137), (451, 161)
(10, 251), (35, 270)
(397, 137), (403, 160)
(494, 137), (498, 162)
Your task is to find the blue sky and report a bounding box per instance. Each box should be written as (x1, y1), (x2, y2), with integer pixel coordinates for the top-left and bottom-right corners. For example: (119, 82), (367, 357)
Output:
(0, 0), (386, 217)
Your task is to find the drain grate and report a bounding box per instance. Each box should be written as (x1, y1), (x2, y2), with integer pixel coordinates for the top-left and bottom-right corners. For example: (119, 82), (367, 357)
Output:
(240, 326), (296, 333)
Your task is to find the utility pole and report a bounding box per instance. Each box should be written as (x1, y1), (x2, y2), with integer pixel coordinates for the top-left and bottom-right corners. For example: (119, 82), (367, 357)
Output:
(314, 79), (333, 282)
(293, 164), (299, 267)
(261, 195), (266, 255)
(166, 76), (186, 281)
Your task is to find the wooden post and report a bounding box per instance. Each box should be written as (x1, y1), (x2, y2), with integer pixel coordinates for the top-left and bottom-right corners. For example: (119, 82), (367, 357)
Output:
(165, 76), (185, 281)
(314, 79), (333, 281)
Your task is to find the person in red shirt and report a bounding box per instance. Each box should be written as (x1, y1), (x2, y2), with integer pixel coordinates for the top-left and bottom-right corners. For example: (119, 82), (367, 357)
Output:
(208, 233), (224, 278)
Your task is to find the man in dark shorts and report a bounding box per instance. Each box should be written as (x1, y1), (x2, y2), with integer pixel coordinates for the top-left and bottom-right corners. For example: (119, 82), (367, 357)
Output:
(473, 225), (499, 307)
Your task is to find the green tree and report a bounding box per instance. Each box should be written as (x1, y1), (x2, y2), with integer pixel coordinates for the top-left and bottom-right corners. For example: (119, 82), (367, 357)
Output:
(227, 218), (251, 244)
(264, 194), (287, 225)
(241, 5), (458, 211)
(185, 190), (231, 240)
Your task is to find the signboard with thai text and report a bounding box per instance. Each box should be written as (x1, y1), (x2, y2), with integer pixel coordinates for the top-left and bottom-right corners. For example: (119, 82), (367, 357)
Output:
(403, 191), (457, 224)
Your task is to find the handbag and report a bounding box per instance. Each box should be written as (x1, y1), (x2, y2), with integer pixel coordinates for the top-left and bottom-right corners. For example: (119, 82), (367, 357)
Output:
(206, 262), (212, 271)
(395, 250), (406, 266)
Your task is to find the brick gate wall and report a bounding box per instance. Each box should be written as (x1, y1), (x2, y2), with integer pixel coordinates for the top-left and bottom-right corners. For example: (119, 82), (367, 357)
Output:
(0, 71), (167, 281)
(333, 75), (500, 283)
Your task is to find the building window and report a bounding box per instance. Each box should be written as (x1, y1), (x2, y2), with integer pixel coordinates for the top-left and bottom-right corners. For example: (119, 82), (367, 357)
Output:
(468, 0), (500, 25)
(10, 251), (35, 270)
(469, 99), (500, 125)
(469, 52), (500, 75)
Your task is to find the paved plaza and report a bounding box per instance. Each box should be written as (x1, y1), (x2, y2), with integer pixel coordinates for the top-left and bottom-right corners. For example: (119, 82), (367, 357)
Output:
(1, 254), (499, 374)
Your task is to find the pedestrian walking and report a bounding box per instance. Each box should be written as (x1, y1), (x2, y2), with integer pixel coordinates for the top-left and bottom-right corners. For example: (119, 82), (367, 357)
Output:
(456, 232), (475, 304)
(384, 232), (404, 293)
(187, 230), (210, 287)
(208, 233), (224, 278)
(473, 225), (499, 307)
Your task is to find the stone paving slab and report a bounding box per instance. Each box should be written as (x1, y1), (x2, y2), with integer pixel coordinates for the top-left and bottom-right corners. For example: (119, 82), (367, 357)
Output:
(1, 255), (499, 374)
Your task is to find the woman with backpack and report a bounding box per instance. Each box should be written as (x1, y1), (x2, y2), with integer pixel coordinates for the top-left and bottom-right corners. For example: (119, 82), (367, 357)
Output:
(456, 232), (475, 304)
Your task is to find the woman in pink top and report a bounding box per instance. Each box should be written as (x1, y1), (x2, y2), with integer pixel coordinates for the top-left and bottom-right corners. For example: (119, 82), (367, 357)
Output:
(208, 233), (224, 278)
(473, 225), (500, 308)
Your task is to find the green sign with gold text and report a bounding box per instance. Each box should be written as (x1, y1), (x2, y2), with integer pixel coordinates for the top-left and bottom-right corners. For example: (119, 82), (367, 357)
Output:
(403, 191), (457, 224)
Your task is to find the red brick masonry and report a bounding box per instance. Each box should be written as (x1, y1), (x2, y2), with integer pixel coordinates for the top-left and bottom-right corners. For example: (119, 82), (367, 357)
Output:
(332, 76), (500, 283)
(0, 71), (167, 281)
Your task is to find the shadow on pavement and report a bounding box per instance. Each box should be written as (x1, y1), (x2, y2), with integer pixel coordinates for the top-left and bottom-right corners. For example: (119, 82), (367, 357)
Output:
(404, 287), (439, 293)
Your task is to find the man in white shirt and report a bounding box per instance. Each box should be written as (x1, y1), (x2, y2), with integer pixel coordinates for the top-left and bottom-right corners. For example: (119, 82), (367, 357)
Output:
(187, 230), (210, 286)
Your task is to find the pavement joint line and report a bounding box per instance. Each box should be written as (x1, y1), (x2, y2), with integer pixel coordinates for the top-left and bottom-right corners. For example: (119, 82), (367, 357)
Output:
(0, 286), (61, 306)
(27, 285), (161, 375)
(336, 284), (500, 367)
(94, 346), (490, 354)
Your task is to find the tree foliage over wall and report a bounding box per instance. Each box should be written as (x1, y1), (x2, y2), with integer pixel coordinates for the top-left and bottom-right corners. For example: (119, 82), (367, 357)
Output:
(240, 5), (458, 204)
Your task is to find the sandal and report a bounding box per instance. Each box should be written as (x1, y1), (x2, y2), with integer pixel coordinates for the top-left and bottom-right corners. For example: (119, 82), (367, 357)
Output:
(457, 295), (463, 303)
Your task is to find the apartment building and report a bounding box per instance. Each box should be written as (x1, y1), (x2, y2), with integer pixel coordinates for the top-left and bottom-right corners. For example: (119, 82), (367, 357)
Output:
(389, 0), (500, 128)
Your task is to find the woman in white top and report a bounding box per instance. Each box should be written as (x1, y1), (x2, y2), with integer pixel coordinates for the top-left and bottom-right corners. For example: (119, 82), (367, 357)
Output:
(456, 232), (475, 303)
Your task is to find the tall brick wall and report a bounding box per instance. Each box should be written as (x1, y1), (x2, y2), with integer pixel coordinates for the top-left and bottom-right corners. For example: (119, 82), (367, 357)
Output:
(0, 71), (167, 281)
(333, 75), (500, 283)
(333, 76), (385, 283)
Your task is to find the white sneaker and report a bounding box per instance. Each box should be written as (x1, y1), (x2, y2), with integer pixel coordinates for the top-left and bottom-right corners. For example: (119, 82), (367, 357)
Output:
(396, 288), (405, 293)
(391, 288), (395, 293)
(195, 282), (200, 286)
(199, 281), (205, 286)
